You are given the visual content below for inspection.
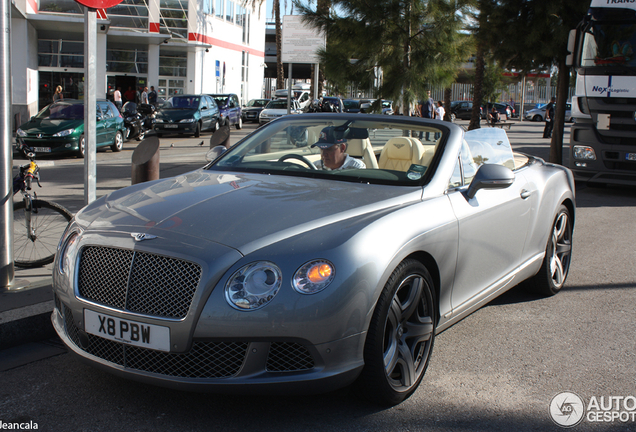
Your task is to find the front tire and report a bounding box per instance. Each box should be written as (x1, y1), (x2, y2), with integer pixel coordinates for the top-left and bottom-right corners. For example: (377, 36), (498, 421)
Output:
(111, 131), (124, 152)
(194, 122), (201, 138)
(236, 116), (242, 130)
(13, 199), (73, 268)
(532, 115), (542, 122)
(355, 259), (436, 406)
(529, 205), (573, 296)
(77, 134), (86, 158)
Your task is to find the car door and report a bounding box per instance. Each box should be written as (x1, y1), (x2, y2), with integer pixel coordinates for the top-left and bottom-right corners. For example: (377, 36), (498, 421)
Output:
(97, 101), (119, 147)
(446, 132), (533, 315)
(199, 96), (211, 130)
(231, 95), (240, 124)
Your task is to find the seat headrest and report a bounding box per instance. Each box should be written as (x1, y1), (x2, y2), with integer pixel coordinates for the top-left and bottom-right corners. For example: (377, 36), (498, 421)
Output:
(385, 137), (415, 160)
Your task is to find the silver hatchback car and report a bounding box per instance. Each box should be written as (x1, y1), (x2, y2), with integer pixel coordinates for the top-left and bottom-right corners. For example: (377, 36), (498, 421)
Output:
(53, 114), (575, 405)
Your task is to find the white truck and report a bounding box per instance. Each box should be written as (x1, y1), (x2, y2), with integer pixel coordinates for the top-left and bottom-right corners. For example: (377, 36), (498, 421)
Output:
(567, 0), (636, 185)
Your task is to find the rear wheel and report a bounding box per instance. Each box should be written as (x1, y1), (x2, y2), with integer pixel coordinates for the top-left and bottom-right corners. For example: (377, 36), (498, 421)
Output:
(355, 259), (436, 406)
(450, 113), (456, 122)
(13, 199), (73, 268)
(529, 205), (573, 296)
(111, 131), (124, 152)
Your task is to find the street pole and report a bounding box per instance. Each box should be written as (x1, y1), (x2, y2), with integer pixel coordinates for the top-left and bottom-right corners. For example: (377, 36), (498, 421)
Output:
(84, 7), (97, 205)
(287, 63), (292, 115)
(0, 0), (13, 289)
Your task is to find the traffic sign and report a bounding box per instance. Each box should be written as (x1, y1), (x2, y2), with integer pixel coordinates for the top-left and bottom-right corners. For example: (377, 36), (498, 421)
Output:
(75, 0), (122, 9)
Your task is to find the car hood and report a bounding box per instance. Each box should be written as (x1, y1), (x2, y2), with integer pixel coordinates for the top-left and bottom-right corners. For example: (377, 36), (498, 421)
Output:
(77, 170), (421, 256)
(19, 118), (84, 134)
(156, 109), (198, 121)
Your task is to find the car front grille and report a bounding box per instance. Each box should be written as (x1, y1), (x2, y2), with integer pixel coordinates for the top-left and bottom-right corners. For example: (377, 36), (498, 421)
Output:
(77, 246), (201, 319)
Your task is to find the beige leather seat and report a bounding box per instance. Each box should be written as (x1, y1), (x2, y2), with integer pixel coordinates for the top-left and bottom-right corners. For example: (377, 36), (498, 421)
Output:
(378, 137), (425, 171)
(347, 138), (378, 169)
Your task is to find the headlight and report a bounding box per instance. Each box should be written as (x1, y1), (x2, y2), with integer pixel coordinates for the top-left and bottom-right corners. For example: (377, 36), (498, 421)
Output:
(17, 128), (27, 137)
(573, 145), (596, 160)
(58, 230), (81, 275)
(293, 260), (335, 294)
(180, 118), (196, 123)
(53, 129), (75, 137)
(225, 262), (282, 310)
(126, 117), (135, 122)
(154, 119), (164, 124)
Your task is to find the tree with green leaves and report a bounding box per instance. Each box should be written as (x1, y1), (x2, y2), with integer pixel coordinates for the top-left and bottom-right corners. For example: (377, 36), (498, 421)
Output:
(479, 0), (588, 162)
(295, 0), (472, 116)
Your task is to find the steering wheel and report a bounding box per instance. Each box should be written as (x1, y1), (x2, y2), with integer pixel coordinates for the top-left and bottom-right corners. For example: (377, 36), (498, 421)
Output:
(278, 154), (317, 170)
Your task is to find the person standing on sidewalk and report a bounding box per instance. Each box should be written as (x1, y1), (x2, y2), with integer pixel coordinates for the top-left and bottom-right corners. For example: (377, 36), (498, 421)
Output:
(140, 87), (149, 105)
(113, 87), (122, 112)
(543, 97), (556, 138)
(148, 86), (158, 106)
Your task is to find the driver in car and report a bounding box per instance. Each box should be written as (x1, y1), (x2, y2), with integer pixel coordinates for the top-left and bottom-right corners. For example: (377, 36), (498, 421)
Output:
(311, 127), (366, 170)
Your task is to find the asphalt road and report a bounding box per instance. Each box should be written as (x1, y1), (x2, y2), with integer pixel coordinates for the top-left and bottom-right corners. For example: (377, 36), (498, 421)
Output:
(2, 120), (635, 432)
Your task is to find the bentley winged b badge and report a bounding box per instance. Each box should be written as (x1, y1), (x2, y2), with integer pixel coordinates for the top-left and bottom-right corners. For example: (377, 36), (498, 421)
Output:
(131, 233), (158, 242)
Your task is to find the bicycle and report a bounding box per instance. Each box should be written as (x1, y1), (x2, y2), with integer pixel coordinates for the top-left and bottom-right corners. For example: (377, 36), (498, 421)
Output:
(13, 145), (73, 268)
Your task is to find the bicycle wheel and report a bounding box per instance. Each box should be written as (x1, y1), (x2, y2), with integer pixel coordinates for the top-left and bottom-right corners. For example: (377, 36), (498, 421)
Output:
(14, 199), (73, 268)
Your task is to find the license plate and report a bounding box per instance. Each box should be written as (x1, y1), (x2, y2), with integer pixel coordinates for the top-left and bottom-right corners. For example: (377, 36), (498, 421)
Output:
(626, 153), (636, 161)
(33, 147), (51, 153)
(164, 124), (178, 129)
(84, 309), (170, 352)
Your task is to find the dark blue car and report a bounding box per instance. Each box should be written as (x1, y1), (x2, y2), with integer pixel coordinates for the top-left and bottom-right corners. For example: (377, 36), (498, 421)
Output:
(209, 93), (243, 129)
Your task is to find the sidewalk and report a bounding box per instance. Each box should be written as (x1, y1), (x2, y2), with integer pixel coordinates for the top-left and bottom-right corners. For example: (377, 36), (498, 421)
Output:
(0, 264), (56, 349)
(0, 120), (570, 350)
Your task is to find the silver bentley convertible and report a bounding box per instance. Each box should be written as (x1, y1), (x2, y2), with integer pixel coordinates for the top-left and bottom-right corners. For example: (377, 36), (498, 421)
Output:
(52, 113), (575, 405)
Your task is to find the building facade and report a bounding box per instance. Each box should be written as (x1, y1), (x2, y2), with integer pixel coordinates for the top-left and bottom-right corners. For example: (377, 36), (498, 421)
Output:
(10, 0), (266, 128)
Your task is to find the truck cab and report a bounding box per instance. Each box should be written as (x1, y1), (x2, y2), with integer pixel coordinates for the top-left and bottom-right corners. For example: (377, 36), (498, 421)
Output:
(567, 0), (636, 185)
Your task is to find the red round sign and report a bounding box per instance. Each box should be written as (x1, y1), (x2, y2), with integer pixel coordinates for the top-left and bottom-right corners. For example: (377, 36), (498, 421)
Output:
(75, 0), (123, 9)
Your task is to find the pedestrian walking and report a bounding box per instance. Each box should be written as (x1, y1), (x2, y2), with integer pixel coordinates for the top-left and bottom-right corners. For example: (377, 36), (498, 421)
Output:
(543, 97), (556, 138)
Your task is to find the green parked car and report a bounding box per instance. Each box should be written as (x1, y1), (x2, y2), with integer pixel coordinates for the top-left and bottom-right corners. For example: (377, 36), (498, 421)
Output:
(16, 99), (125, 158)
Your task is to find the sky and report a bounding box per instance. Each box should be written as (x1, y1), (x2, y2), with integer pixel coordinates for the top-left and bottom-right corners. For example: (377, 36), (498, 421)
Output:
(264, 0), (296, 20)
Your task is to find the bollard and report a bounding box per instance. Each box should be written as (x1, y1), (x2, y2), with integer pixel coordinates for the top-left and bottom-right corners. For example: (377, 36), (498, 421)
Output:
(210, 125), (231, 149)
(131, 135), (160, 185)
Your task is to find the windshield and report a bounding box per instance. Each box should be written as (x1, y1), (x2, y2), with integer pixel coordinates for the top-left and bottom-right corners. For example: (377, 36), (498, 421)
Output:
(247, 99), (269, 107)
(36, 102), (84, 120)
(343, 100), (360, 109)
(265, 100), (288, 109)
(581, 21), (636, 67)
(164, 96), (200, 109)
(207, 115), (447, 186)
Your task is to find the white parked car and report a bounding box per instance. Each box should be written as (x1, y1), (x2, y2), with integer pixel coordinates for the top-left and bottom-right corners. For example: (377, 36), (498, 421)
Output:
(525, 103), (573, 122)
(259, 99), (302, 125)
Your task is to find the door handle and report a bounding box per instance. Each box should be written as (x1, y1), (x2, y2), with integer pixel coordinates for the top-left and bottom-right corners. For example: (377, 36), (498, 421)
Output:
(520, 189), (531, 199)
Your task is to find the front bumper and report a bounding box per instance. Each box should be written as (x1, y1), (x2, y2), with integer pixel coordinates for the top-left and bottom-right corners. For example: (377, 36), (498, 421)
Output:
(52, 301), (364, 394)
(16, 135), (81, 155)
(154, 122), (197, 135)
(569, 122), (636, 186)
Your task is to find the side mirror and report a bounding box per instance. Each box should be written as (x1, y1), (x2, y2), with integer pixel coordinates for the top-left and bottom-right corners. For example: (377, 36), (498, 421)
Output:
(206, 145), (227, 162)
(465, 164), (515, 200)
